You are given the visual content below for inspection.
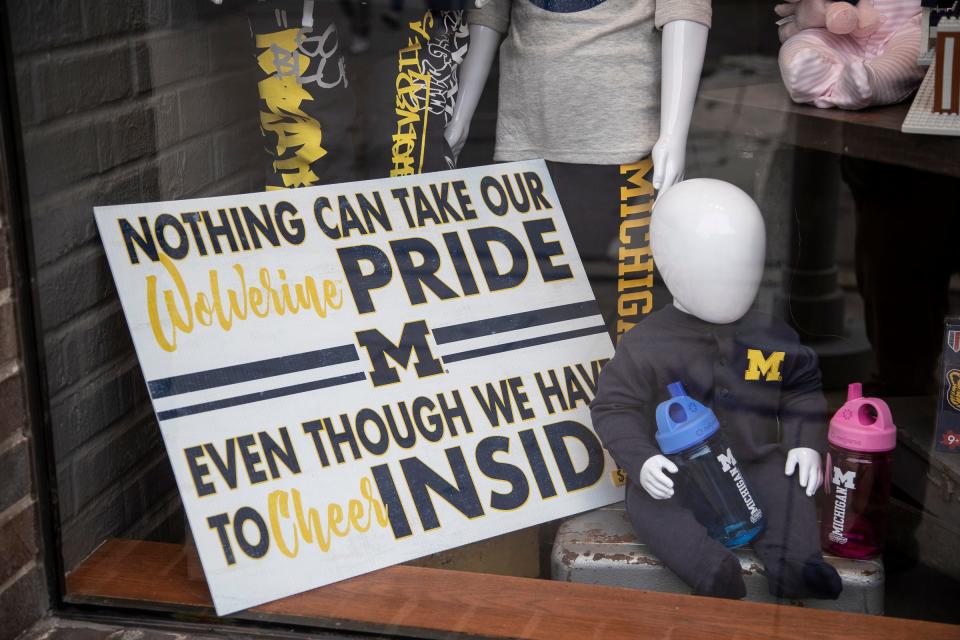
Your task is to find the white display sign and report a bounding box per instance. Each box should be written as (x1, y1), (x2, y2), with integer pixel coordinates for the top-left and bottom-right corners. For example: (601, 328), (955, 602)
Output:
(94, 160), (622, 615)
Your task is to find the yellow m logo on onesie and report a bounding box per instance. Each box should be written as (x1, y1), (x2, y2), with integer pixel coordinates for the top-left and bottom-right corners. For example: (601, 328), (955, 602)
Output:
(744, 349), (785, 382)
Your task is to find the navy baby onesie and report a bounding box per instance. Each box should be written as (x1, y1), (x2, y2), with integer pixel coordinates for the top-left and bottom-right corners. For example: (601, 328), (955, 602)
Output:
(591, 304), (842, 599)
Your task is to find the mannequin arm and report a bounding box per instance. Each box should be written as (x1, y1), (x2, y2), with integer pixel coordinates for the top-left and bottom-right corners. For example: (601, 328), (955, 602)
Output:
(652, 20), (708, 194)
(785, 447), (823, 496)
(445, 24), (502, 160)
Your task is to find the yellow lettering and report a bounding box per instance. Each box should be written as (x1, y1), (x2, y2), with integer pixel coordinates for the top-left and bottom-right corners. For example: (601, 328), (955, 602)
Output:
(194, 292), (214, 326)
(145, 260), (342, 351)
(744, 349), (786, 382)
(361, 476), (390, 528)
(227, 265), (249, 321)
(146, 253), (193, 353)
(616, 158), (655, 342)
(618, 291), (653, 319)
(620, 158), (655, 191)
(209, 270), (233, 330)
(348, 498), (368, 532)
(268, 490), (300, 558)
(261, 478), (388, 558)
(256, 28), (327, 189)
(292, 488), (331, 551)
(327, 503), (347, 537)
(249, 286), (268, 318)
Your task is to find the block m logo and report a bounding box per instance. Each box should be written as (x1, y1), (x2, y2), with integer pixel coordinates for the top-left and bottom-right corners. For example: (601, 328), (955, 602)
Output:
(744, 349), (785, 382)
(717, 448), (737, 473)
(356, 320), (444, 387)
(832, 467), (856, 490)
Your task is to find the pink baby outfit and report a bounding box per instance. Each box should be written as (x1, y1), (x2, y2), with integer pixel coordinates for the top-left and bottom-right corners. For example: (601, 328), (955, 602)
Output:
(779, 0), (924, 110)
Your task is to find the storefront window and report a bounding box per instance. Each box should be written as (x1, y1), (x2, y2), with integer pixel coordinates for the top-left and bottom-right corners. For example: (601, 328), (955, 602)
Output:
(5, 0), (960, 636)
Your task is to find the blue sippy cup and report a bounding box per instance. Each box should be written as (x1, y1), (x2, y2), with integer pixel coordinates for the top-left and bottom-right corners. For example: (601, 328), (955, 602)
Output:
(655, 382), (765, 548)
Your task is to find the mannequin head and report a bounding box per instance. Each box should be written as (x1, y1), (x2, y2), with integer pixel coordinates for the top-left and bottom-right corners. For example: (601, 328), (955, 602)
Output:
(650, 179), (765, 324)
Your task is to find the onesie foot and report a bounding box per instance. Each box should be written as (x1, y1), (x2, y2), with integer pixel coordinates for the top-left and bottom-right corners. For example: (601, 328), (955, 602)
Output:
(767, 555), (842, 600)
(779, 44), (844, 107)
(693, 552), (747, 599)
(835, 60), (875, 110)
(801, 558), (843, 599)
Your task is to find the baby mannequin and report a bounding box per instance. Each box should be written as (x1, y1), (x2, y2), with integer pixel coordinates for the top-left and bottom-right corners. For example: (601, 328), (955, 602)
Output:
(591, 180), (842, 600)
(777, 0), (923, 109)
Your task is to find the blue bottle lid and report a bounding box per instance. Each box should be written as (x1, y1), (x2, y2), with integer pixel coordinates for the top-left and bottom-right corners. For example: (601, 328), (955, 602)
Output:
(655, 382), (720, 454)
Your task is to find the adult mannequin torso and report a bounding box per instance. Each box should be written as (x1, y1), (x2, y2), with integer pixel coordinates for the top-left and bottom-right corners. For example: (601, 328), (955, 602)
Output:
(445, 0), (711, 192)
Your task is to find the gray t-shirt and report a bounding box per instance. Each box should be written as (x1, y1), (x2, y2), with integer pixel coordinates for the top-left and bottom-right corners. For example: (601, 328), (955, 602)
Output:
(468, 0), (711, 165)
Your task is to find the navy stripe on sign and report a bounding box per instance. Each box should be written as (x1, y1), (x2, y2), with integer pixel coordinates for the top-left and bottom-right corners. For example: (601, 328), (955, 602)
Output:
(442, 324), (608, 363)
(147, 344), (359, 399)
(432, 300), (602, 345)
(156, 372), (366, 421)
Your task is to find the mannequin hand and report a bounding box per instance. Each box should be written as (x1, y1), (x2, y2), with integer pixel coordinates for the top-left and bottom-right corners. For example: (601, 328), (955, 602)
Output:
(444, 24), (500, 161)
(655, 20), (706, 196)
(651, 134), (685, 196)
(785, 447), (823, 497)
(640, 455), (679, 500)
(444, 116), (470, 162)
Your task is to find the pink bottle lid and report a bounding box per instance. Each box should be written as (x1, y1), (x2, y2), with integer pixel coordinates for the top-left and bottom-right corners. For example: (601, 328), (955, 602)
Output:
(827, 383), (897, 453)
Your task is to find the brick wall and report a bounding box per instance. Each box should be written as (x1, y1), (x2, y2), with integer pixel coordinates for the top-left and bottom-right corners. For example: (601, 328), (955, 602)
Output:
(0, 86), (47, 640)
(9, 0), (264, 571)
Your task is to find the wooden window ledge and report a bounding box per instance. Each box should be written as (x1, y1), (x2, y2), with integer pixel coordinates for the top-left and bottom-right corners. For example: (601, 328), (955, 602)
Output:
(66, 539), (957, 639)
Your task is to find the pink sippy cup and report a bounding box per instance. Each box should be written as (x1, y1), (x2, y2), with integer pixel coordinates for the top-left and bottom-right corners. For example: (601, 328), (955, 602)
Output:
(820, 383), (896, 559)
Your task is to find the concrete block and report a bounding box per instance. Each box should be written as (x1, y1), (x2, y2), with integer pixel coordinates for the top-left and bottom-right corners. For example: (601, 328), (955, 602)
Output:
(136, 451), (177, 513)
(552, 503), (885, 615)
(134, 30), (210, 93)
(30, 168), (142, 268)
(212, 121), (262, 181)
(34, 45), (134, 121)
(209, 17), (254, 73)
(0, 369), (27, 443)
(69, 412), (161, 514)
(43, 303), (131, 395)
(8, 0), (84, 54)
(146, 0), (172, 28)
(22, 125), (99, 197)
(80, 0), (151, 39)
(202, 169), (266, 199)
(36, 247), (115, 331)
(59, 452), (170, 570)
(0, 301), (19, 360)
(0, 230), (11, 292)
(48, 359), (148, 460)
(0, 498), (39, 586)
(177, 71), (256, 140)
(176, 0), (234, 25)
(131, 495), (185, 543)
(95, 105), (159, 171)
(60, 493), (127, 570)
(14, 62), (36, 127)
(155, 138), (216, 199)
(54, 460), (76, 527)
(0, 439), (32, 514)
(0, 564), (48, 640)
